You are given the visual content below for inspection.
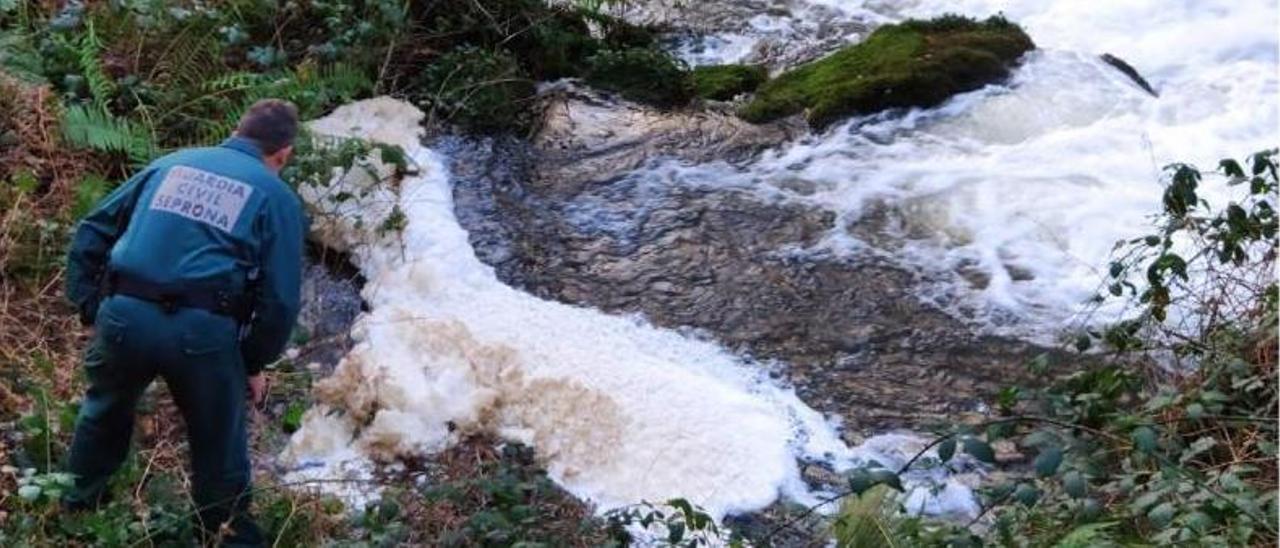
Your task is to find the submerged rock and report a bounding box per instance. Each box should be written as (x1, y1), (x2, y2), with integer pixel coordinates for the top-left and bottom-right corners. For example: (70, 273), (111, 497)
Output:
(740, 15), (1036, 129)
(1099, 53), (1158, 97)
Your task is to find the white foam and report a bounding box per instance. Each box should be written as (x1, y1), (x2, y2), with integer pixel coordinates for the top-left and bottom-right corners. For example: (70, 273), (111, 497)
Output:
(283, 97), (871, 519)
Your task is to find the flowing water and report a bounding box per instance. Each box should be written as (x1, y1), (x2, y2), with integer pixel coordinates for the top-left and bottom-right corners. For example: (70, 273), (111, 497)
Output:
(283, 0), (1279, 532)
(655, 0), (1278, 333)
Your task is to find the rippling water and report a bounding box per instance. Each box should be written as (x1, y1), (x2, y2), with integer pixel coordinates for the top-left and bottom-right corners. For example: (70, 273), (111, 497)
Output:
(663, 0), (1279, 333)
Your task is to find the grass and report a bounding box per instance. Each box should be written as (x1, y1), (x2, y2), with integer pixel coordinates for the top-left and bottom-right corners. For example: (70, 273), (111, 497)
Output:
(739, 14), (1035, 129)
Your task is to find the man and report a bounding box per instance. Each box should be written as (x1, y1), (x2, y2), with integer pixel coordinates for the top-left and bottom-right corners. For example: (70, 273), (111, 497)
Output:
(62, 99), (306, 546)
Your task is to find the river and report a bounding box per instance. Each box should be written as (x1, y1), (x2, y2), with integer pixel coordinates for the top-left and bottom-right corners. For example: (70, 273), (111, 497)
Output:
(281, 0), (1279, 532)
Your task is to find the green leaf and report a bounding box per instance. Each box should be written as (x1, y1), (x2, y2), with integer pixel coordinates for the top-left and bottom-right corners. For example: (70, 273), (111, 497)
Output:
(1014, 483), (1040, 507)
(1186, 403), (1204, 419)
(1185, 510), (1214, 531)
(1220, 158), (1245, 178)
(1063, 470), (1087, 499)
(1147, 502), (1175, 527)
(963, 437), (996, 464)
(1198, 390), (1229, 403)
(1034, 446), (1063, 477)
(1074, 334), (1091, 352)
(937, 437), (957, 463)
(848, 471), (872, 496)
(986, 422), (1012, 441)
(1054, 522), (1117, 548)
(1131, 426), (1158, 454)
(1080, 498), (1103, 520)
(1131, 489), (1163, 511)
(17, 484), (40, 500)
(11, 170), (38, 193)
(869, 469), (903, 492)
(282, 402), (305, 434)
(1252, 153), (1269, 175)
(1180, 436), (1216, 463)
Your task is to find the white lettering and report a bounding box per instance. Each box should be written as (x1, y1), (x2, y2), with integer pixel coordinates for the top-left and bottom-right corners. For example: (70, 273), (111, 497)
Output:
(148, 166), (253, 232)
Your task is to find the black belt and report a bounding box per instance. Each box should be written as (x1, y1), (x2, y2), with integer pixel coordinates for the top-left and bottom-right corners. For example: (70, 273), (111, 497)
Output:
(105, 271), (253, 322)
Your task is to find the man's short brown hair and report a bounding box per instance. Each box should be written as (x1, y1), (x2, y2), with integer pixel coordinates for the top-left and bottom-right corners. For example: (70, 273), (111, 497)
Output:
(235, 99), (299, 154)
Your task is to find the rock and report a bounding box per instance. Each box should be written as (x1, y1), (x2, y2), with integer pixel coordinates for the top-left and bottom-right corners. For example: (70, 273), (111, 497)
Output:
(294, 251), (364, 374)
(1099, 53), (1158, 97)
(957, 260), (992, 290)
(801, 462), (844, 490)
(1004, 263), (1035, 282)
(740, 15), (1036, 129)
(723, 500), (826, 548)
(993, 439), (1025, 463)
(532, 83), (802, 190)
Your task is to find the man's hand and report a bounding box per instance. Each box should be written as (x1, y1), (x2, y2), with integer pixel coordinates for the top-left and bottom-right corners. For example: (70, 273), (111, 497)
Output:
(247, 374), (268, 408)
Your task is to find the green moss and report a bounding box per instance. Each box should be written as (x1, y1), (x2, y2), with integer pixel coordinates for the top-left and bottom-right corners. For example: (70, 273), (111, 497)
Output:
(584, 47), (693, 108)
(739, 14), (1034, 128)
(691, 64), (768, 101)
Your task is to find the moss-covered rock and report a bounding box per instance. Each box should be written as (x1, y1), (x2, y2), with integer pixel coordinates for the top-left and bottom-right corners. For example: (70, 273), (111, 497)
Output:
(584, 47), (693, 108)
(739, 14), (1034, 128)
(691, 64), (768, 101)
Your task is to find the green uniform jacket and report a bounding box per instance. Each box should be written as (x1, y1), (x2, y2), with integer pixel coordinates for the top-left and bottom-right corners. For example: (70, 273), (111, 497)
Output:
(65, 136), (306, 374)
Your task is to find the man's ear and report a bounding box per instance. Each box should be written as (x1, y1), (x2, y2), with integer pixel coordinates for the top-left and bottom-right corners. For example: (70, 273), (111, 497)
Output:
(265, 145), (293, 172)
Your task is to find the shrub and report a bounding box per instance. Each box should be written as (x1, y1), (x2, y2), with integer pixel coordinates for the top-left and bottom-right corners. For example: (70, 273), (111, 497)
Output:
(739, 14), (1034, 129)
(418, 46), (536, 133)
(512, 8), (599, 80)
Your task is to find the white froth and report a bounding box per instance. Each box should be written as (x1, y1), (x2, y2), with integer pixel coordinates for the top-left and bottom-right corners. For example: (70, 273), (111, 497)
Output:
(283, 98), (872, 518)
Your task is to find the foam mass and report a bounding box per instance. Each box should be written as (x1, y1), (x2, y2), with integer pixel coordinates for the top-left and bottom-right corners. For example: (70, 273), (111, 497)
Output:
(281, 97), (856, 518)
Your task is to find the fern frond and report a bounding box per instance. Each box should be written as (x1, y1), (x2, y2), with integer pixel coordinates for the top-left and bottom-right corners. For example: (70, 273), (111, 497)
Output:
(832, 485), (901, 548)
(62, 104), (157, 165)
(0, 30), (45, 84)
(147, 24), (223, 88)
(282, 62), (374, 118)
(77, 20), (115, 106)
(315, 63), (373, 97)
